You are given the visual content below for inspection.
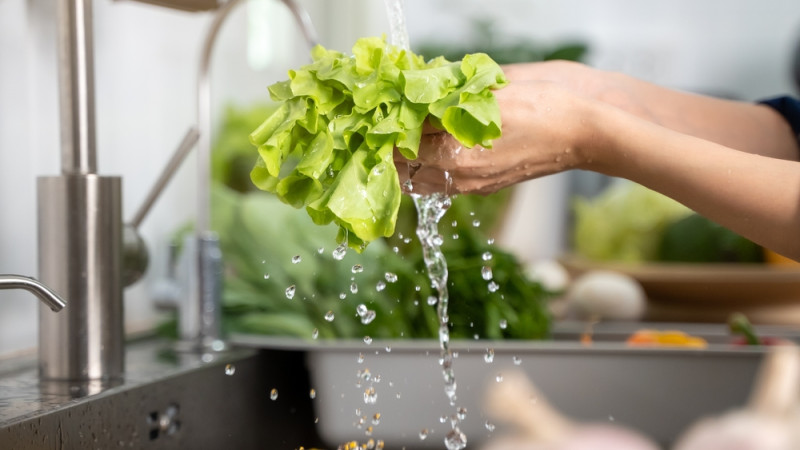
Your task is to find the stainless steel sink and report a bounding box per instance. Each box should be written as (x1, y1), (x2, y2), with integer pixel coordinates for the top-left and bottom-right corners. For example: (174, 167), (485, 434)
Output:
(0, 339), (323, 449)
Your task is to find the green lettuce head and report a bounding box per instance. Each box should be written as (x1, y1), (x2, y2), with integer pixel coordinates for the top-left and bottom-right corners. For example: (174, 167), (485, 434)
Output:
(249, 36), (507, 250)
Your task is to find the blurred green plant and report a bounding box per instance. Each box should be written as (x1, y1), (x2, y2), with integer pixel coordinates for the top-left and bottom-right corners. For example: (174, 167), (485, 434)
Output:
(416, 18), (588, 64)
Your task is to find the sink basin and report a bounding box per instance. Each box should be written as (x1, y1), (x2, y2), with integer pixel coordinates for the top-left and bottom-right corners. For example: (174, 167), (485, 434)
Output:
(2, 322), (794, 449)
(233, 322), (797, 449)
(0, 339), (323, 449)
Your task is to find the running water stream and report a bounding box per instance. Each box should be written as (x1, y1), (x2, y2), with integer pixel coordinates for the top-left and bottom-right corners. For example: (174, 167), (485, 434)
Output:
(384, 1), (467, 448)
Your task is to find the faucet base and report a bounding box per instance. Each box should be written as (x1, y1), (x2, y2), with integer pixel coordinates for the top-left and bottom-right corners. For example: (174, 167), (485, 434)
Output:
(37, 174), (124, 382)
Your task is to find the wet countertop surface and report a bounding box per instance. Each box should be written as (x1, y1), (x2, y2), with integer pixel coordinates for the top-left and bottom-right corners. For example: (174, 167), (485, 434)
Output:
(0, 338), (256, 427)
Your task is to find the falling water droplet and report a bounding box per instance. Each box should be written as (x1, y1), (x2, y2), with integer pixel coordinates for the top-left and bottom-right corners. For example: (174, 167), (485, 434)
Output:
(357, 304), (368, 316)
(445, 427), (467, 450)
(372, 413), (381, 425)
(269, 388), (279, 400)
(361, 310), (376, 325)
(512, 355), (522, 365)
(487, 238), (495, 245)
(419, 429), (429, 440)
(357, 353), (365, 363)
(317, 247), (325, 254)
(499, 319), (508, 330)
(496, 373), (504, 383)
(352, 264), (364, 274)
(363, 336), (373, 345)
(263, 273), (270, 280)
(472, 219), (481, 227)
(350, 282), (359, 294)
(485, 421), (496, 432)
(375, 281), (386, 292)
(481, 266), (493, 281)
(427, 296), (438, 306)
(384, 272), (398, 283)
(324, 311), (335, 322)
(224, 364), (236, 376)
(309, 388), (316, 399)
(487, 281), (499, 293)
(482, 251), (493, 261)
(311, 328), (319, 340)
(285, 285), (296, 299)
(332, 244), (347, 261)
(364, 386), (378, 404)
(484, 348), (495, 363)
(456, 407), (467, 421)
(291, 255), (302, 264)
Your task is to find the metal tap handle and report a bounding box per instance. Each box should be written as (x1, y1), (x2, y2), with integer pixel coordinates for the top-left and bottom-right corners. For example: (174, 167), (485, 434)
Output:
(0, 275), (66, 312)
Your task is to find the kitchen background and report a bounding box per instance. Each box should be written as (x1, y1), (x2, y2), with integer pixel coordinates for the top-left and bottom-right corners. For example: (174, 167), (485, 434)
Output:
(1, 0), (799, 356)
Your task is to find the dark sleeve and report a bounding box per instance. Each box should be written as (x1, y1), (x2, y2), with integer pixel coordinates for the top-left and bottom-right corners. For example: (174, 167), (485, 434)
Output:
(758, 96), (800, 144)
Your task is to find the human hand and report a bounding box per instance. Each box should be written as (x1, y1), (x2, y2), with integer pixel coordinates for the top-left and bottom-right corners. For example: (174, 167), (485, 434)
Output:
(395, 80), (596, 195)
(502, 60), (658, 124)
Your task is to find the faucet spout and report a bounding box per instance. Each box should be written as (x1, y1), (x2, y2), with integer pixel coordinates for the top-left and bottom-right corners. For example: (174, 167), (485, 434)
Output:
(0, 275), (66, 312)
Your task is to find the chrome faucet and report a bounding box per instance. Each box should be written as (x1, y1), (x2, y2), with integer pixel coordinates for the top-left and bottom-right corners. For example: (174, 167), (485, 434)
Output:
(34, 0), (318, 383)
(156, 0), (319, 352)
(0, 275), (66, 312)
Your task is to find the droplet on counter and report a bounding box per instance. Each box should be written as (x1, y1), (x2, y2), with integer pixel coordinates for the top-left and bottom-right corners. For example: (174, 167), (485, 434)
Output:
(332, 244), (347, 261)
(285, 285), (296, 299)
(484, 348), (495, 363)
(291, 255), (302, 264)
(224, 364), (235, 376)
(324, 311), (335, 322)
(269, 388), (279, 401)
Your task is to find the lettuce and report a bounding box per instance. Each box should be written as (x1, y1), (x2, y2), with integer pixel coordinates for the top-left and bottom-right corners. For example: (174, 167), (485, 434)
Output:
(249, 36), (507, 250)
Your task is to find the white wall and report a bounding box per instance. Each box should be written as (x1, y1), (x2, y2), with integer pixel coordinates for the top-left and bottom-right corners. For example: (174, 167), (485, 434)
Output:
(1, 0), (799, 355)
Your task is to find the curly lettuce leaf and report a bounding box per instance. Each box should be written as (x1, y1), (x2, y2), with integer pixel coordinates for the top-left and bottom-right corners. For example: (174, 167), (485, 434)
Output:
(249, 36), (507, 249)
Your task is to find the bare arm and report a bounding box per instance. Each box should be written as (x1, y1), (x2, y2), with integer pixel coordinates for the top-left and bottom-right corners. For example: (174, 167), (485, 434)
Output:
(503, 60), (800, 161)
(398, 79), (800, 260)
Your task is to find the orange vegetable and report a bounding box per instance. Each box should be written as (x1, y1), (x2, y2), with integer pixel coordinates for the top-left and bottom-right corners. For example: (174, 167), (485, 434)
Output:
(626, 329), (707, 348)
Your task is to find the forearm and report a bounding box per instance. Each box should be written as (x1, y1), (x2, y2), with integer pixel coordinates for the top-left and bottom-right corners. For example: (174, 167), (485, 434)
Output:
(584, 104), (800, 259)
(618, 75), (800, 160)
(504, 61), (800, 161)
